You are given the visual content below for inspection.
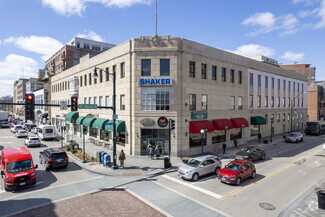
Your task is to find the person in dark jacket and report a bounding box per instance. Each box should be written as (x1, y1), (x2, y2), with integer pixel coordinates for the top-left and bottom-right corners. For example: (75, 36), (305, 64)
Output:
(258, 133), (262, 143)
(222, 143), (227, 155)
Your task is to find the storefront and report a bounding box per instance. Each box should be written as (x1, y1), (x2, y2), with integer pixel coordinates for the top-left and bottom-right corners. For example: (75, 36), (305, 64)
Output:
(140, 128), (169, 155)
(250, 116), (266, 136)
(92, 118), (109, 140)
(212, 119), (233, 143)
(189, 120), (214, 148)
(104, 120), (126, 147)
(230, 118), (249, 140)
(82, 117), (97, 137)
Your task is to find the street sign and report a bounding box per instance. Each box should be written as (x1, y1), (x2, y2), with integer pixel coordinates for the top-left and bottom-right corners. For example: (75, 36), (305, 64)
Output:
(79, 104), (98, 109)
(60, 101), (67, 110)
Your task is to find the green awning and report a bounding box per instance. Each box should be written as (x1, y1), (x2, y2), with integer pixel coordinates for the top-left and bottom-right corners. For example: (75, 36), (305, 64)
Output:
(65, 112), (79, 124)
(76, 116), (86, 125)
(82, 117), (97, 127)
(92, 118), (109, 130)
(104, 120), (125, 133)
(251, 116), (267, 125)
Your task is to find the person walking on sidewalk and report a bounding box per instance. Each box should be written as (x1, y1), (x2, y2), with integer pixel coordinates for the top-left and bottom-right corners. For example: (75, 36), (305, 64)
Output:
(222, 143), (227, 155)
(233, 139), (238, 149)
(258, 133), (262, 143)
(149, 146), (154, 160)
(216, 142), (220, 154)
(118, 150), (126, 168)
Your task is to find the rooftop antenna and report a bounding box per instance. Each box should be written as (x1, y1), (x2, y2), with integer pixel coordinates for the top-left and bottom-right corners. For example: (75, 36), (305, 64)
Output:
(155, 0), (158, 35)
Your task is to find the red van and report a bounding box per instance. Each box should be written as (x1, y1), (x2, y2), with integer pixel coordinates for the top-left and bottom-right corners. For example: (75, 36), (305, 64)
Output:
(1, 147), (38, 191)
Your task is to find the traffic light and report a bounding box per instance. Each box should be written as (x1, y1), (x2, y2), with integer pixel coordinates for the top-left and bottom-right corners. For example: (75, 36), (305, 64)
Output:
(71, 96), (78, 111)
(170, 119), (175, 131)
(25, 93), (35, 121)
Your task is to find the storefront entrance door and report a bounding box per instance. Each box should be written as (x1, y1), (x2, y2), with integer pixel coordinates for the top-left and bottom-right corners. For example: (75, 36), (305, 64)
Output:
(140, 129), (169, 156)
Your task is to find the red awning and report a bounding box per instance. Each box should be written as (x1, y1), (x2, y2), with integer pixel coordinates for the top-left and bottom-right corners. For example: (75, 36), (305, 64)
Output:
(230, 118), (249, 128)
(212, 119), (234, 131)
(189, 121), (214, 134)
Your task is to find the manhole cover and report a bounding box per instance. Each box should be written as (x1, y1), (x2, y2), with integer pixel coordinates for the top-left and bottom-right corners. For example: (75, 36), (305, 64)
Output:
(259, 203), (276, 211)
(294, 159), (306, 165)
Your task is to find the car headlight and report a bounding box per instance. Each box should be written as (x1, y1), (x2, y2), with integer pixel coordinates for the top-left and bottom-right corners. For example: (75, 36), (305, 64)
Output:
(7, 177), (13, 181)
(31, 172), (36, 176)
(185, 171), (193, 174)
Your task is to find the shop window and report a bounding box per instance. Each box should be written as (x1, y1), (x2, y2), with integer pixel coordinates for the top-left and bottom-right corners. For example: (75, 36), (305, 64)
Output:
(189, 134), (206, 147)
(90, 128), (97, 137)
(141, 88), (170, 111)
(212, 131), (226, 143)
(100, 130), (110, 141)
(117, 132), (126, 146)
(251, 125), (259, 136)
(230, 128), (242, 140)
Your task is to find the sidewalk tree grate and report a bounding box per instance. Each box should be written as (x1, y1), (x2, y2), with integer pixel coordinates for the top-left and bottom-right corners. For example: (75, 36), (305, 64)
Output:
(259, 203), (276, 211)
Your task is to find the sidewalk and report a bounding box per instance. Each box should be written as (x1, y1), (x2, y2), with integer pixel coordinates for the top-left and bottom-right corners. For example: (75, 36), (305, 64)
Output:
(61, 133), (285, 177)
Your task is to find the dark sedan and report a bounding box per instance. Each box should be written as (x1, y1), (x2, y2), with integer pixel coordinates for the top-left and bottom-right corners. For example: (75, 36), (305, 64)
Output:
(234, 146), (266, 162)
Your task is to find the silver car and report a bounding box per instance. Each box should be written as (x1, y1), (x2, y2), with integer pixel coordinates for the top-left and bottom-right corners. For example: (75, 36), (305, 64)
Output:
(178, 155), (222, 181)
(285, 132), (303, 143)
(25, 136), (41, 147)
(15, 130), (28, 138)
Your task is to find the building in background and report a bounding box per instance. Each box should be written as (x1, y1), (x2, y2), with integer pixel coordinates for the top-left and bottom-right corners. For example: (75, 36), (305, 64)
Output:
(26, 78), (44, 93)
(307, 81), (325, 121)
(13, 78), (29, 117)
(280, 63), (316, 86)
(33, 88), (48, 124)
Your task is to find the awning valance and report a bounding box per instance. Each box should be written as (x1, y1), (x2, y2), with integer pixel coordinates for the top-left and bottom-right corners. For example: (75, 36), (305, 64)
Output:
(230, 118), (249, 128)
(76, 116), (86, 125)
(92, 118), (110, 130)
(251, 116), (267, 125)
(82, 117), (97, 127)
(189, 121), (214, 134)
(65, 112), (79, 124)
(212, 119), (234, 131)
(104, 120), (126, 133)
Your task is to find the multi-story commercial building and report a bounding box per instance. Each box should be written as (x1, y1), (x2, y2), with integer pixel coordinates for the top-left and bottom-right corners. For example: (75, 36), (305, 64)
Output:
(13, 78), (28, 117)
(280, 63), (316, 86)
(26, 78), (44, 93)
(45, 37), (115, 75)
(33, 88), (49, 124)
(50, 35), (308, 157)
(307, 81), (325, 121)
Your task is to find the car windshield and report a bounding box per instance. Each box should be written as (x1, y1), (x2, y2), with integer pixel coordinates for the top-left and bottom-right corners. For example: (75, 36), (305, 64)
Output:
(45, 129), (53, 134)
(289, 133), (298, 137)
(16, 126), (22, 129)
(19, 130), (26, 133)
(225, 162), (242, 171)
(7, 159), (33, 173)
(30, 138), (39, 141)
(51, 152), (67, 159)
(186, 159), (201, 167)
(239, 147), (253, 153)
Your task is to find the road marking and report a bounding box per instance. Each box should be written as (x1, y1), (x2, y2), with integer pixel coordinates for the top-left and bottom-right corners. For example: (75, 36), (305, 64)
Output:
(220, 148), (324, 200)
(161, 174), (222, 199)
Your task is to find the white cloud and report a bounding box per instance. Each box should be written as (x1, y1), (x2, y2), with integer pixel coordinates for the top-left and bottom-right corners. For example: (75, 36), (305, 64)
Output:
(298, 8), (319, 17)
(242, 12), (276, 28)
(0, 54), (39, 96)
(292, 0), (320, 6)
(232, 44), (275, 58)
(279, 14), (299, 35)
(281, 51), (304, 61)
(76, 30), (105, 42)
(42, 0), (151, 16)
(314, 0), (325, 28)
(4, 35), (63, 61)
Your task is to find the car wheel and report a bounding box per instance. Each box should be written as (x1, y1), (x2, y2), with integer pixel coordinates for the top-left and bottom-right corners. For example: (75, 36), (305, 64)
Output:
(45, 162), (49, 171)
(261, 154), (266, 160)
(236, 177), (241, 186)
(215, 167), (220, 175)
(301, 138), (303, 142)
(192, 173), (199, 182)
(251, 171), (256, 179)
(63, 165), (68, 169)
(249, 157), (253, 162)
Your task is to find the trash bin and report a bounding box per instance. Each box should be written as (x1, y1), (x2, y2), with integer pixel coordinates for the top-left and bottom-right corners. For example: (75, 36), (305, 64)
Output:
(96, 151), (103, 163)
(164, 157), (171, 169)
(101, 152), (107, 163)
(104, 154), (111, 167)
(317, 190), (325, 210)
(103, 153), (108, 166)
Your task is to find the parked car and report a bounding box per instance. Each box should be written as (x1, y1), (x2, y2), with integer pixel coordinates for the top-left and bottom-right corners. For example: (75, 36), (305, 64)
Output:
(178, 155), (222, 181)
(0, 121), (10, 128)
(15, 130), (28, 138)
(218, 160), (256, 186)
(285, 132), (303, 143)
(11, 125), (23, 133)
(25, 124), (37, 132)
(39, 148), (69, 170)
(235, 146), (266, 162)
(25, 136), (41, 147)
(31, 127), (39, 134)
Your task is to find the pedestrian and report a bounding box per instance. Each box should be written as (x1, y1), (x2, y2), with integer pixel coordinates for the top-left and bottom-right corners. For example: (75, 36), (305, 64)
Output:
(222, 143), (227, 155)
(216, 142), (220, 154)
(233, 139), (238, 149)
(146, 142), (153, 157)
(118, 150), (126, 168)
(155, 144), (162, 159)
(149, 146), (154, 160)
(258, 133), (262, 143)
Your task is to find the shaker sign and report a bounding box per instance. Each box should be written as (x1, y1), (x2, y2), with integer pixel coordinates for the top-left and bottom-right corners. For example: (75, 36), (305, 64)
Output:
(139, 78), (172, 86)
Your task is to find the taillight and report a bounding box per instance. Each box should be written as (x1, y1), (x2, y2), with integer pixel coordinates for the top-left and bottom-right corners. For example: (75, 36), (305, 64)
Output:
(65, 157), (69, 160)
(48, 159), (53, 162)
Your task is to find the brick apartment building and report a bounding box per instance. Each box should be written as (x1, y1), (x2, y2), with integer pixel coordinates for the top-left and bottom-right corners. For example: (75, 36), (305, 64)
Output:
(280, 63), (316, 86)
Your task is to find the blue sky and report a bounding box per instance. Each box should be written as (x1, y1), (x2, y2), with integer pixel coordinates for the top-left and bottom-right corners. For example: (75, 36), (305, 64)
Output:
(1, 0), (325, 97)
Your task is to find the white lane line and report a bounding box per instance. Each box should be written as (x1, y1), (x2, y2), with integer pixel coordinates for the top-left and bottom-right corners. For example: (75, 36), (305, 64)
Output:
(161, 174), (222, 199)
(154, 181), (232, 217)
(126, 189), (173, 217)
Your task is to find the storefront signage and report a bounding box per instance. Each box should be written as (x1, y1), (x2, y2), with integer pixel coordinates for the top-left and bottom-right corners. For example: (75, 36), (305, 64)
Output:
(191, 111), (208, 119)
(139, 78), (172, 86)
(157, 117), (168, 127)
(141, 118), (155, 126)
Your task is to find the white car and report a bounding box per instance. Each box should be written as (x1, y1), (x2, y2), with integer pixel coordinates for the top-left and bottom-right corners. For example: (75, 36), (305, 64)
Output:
(31, 127), (39, 134)
(25, 136), (41, 147)
(285, 132), (303, 143)
(11, 125), (23, 133)
(15, 130), (28, 138)
(0, 121), (10, 128)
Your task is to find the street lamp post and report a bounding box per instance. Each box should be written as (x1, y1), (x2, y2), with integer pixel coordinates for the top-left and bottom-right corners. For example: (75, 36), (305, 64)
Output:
(93, 67), (118, 170)
(291, 91), (306, 132)
(200, 128), (207, 155)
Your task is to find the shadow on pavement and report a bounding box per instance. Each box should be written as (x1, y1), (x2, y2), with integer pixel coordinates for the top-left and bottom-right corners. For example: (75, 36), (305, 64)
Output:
(219, 174), (266, 187)
(51, 162), (82, 173)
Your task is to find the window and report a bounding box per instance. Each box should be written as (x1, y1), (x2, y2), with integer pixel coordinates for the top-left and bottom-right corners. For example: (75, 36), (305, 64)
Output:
(99, 96), (103, 107)
(250, 73), (253, 86)
(283, 97), (286, 107)
(84, 74), (87, 86)
(189, 61), (195, 78)
(288, 81), (291, 91)
(92, 45), (100, 52)
(258, 95), (261, 107)
(88, 97), (92, 104)
(141, 88), (170, 111)
(83, 43), (90, 50)
(93, 96), (97, 105)
(212, 66), (217, 80)
(238, 96), (243, 110)
(106, 67), (109, 81)
(84, 97), (87, 104)
(73, 51), (80, 58)
(73, 60), (79, 66)
(265, 114), (268, 124)
(80, 76), (83, 87)
(105, 96), (109, 106)
(283, 113), (286, 122)
(277, 114), (280, 122)
(258, 75), (261, 87)
(230, 96), (235, 110)
(278, 79), (280, 89)
(189, 94), (196, 110)
(222, 68), (226, 82)
(201, 94), (207, 110)
(250, 95), (253, 107)
(265, 76), (268, 88)
(120, 95), (125, 110)
(277, 97), (280, 107)
(271, 114), (274, 122)
(238, 71), (242, 84)
(283, 80), (286, 90)
(201, 64), (207, 79)
(265, 96), (268, 107)
(298, 83), (300, 92)
(271, 78), (274, 89)
(297, 98), (300, 107)
(89, 73), (92, 85)
(121, 62), (125, 78)
(76, 42), (80, 48)
(141, 60), (151, 76)
(230, 69), (235, 83)
(288, 97), (291, 107)
(99, 70), (103, 83)
(293, 82), (295, 91)
(288, 113), (290, 121)
(160, 59), (170, 76)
